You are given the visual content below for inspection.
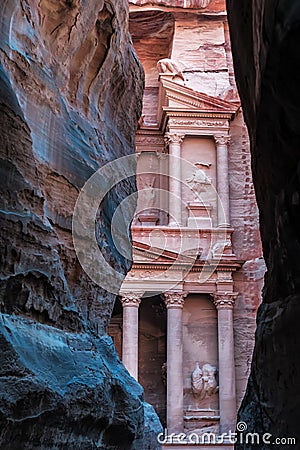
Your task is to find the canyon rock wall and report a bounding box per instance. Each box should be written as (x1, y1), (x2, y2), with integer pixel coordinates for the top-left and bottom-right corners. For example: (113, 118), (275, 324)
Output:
(227, 0), (300, 446)
(0, 1), (161, 448)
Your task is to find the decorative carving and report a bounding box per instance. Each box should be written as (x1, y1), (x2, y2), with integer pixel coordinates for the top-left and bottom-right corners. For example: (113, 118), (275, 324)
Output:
(191, 363), (218, 399)
(139, 270), (153, 279)
(120, 292), (142, 307)
(164, 132), (185, 146)
(214, 135), (231, 146)
(217, 270), (233, 282)
(164, 291), (187, 308)
(157, 58), (185, 81)
(168, 119), (226, 128)
(138, 174), (156, 207)
(209, 240), (231, 259)
(135, 134), (164, 147)
(211, 292), (238, 309)
(186, 163), (212, 198)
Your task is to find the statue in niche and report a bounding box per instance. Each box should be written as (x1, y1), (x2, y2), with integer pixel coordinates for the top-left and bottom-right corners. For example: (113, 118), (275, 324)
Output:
(191, 363), (218, 399)
(137, 153), (159, 221)
(157, 58), (185, 82)
(186, 162), (212, 199)
(209, 240), (231, 259)
(138, 174), (156, 208)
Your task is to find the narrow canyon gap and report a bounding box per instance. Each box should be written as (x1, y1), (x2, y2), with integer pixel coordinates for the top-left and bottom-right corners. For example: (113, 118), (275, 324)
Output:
(227, 0), (300, 446)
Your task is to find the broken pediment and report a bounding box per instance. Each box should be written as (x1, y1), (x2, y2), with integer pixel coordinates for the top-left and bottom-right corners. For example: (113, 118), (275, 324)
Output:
(133, 240), (202, 264)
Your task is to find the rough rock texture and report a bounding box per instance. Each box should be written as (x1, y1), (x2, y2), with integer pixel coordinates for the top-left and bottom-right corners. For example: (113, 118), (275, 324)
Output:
(227, 0), (300, 446)
(229, 111), (265, 409)
(0, 1), (161, 448)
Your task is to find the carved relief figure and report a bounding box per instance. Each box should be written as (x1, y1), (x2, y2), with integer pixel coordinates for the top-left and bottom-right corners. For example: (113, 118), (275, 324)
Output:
(191, 362), (218, 399)
(136, 153), (160, 224)
(138, 174), (156, 207)
(157, 58), (185, 81)
(191, 362), (203, 396)
(186, 162), (212, 198)
(209, 240), (231, 259)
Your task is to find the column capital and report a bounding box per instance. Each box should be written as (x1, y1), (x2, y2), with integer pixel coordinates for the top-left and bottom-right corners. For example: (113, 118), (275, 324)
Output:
(164, 132), (185, 146)
(211, 292), (238, 309)
(214, 135), (231, 146)
(120, 292), (142, 307)
(164, 291), (187, 309)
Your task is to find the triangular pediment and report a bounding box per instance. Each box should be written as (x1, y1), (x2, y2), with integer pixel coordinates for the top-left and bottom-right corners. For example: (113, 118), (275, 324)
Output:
(158, 76), (239, 114)
(133, 240), (179, 263)
(133, 240), (202, 264)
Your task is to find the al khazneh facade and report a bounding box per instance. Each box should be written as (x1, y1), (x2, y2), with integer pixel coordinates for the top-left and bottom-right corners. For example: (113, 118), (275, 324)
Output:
(109, 2), (265, 447)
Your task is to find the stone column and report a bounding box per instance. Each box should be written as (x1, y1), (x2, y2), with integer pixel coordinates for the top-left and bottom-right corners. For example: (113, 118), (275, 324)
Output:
(214, 135), (231, 227)
(212, 292), (238, 434)
(120, 292), (142, 380)
(165, 133), (185, 226)
(164, 291), (187, 433)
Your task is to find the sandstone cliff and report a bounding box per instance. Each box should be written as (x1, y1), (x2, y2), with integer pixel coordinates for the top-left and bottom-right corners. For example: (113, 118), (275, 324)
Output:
(227, 0), (300, 447)
(0, 1), (161, 448)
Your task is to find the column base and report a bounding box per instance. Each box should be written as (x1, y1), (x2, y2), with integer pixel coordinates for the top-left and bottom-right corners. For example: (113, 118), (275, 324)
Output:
(217, 223), (231, 228)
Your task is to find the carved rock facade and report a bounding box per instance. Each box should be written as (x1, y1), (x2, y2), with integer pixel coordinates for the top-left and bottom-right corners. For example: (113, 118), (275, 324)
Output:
(109, 1), (265, 444)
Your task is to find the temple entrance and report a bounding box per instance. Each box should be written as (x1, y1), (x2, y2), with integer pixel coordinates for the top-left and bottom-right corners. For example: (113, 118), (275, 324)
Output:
(138, 295), (167, 426)
(109, 295), (167, 425)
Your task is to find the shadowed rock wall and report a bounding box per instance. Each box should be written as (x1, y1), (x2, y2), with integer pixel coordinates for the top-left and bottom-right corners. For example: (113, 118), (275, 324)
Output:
(227, 0), (300, 446)
(0, 1), (161, 448)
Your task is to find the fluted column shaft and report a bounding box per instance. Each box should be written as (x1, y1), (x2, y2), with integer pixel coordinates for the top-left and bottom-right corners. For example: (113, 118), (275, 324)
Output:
(164, 291), (187, 433)
(212, 292), (238, 434)
(214, 135), (231, 227)
(165, 133), (184, 226)
(120, 293), (142, 380)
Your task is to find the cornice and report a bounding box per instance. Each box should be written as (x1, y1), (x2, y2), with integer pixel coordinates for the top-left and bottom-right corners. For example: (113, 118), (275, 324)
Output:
(132, 225), (234, 234)
(132, 259), (243, 271)
(165, 109), (234, 120)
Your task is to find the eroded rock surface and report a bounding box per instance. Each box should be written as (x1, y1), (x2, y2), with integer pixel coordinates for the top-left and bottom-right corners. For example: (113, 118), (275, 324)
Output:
(227, 0), (300, 446)
(0, 1), (161, 448)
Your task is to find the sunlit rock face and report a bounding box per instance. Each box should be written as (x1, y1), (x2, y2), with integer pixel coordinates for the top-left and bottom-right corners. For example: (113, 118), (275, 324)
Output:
(0, 1), (161, 448)
(227, 0), (300, 446)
